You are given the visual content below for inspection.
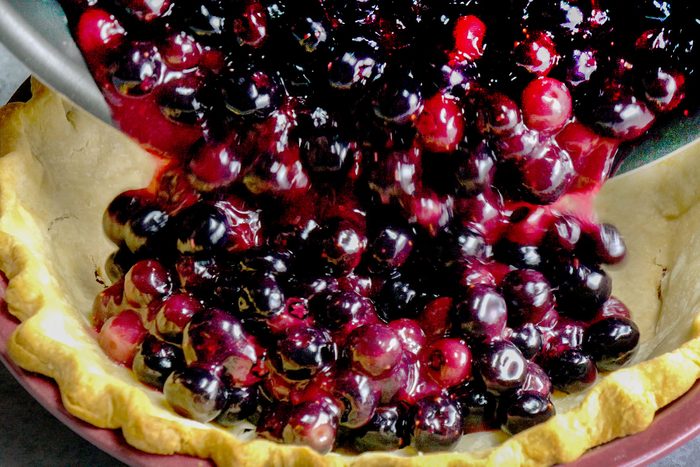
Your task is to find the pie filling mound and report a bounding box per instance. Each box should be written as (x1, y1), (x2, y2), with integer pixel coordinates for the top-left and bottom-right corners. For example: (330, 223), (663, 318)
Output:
(48, 0), (698, 455)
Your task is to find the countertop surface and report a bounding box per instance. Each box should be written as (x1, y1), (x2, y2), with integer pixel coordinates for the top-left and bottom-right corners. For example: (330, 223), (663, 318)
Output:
(0, 42), (695, 467)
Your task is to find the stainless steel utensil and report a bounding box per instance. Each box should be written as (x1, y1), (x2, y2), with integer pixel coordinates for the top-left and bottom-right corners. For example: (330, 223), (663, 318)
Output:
(0, 0), (112, 125)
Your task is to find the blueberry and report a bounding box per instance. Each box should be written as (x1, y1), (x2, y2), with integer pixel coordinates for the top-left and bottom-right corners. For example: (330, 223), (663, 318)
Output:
(411, 394), (463, 452)
(216, 385), (259, 426)
(501, 392), (555, 435)
(163, 366), (227, 422)
(350, 405), (409, 451)
(111, 41), (163, 96)
(583, 317), (640, 371)
(132, 335), (185, 389)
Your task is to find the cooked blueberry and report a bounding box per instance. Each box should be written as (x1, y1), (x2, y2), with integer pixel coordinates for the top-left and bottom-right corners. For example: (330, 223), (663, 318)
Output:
(237, 272), (285, 319)
(132, 334), (185, 389)
(453, 382), (498, 433)
(111, 42), (163, 96)
(372, 68), (424, 124)
(542, 348), (597, 393)
(272, 327), (336, 380)
(328, 37), (385, 89)
(375, 273), (429, 322)
(553, 260), (612, 320)
(222, 65), (282, 118)
(453, 285), (507, 343)
(583, 317), (640, 371)
(501, 392), (555, 435)
(333, 370), (380, 428)
(282, 400), (339, 453)
(509, 324), (543, 360)
(350, 405), (409, 451)
(501, 269), (554, 326)
(411, 394), (463, 452)
(366, 226), (414, 273)
(477, 340), (527, 394)
(347, 323), (403, 378)
(163, 366), (227, 422)
(216, 385), (259, 426)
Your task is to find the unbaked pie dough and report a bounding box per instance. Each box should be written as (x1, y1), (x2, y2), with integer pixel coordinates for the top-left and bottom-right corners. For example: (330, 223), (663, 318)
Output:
(2, 81), (700, 466)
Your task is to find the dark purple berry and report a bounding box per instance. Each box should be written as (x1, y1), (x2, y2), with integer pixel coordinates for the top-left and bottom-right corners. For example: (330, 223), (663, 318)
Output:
(453, 285), (507, 343)
(411, 394), (463, 452)
(272, 327), (335, 380)
(501, 269), (554, 326)
(502, 392), (555, 435)
(350, 405), (409, 451)
(583, 317), (640, 371)
(477, 340), (527, 393)
(163, 366), (227, 422)
(132, 334), (185, 389)
(216, 385), (259, 426)
(542, 348), (597, 393)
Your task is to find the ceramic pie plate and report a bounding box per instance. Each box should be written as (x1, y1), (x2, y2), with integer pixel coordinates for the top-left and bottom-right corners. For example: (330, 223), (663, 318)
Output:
(3, 80), (700, 466)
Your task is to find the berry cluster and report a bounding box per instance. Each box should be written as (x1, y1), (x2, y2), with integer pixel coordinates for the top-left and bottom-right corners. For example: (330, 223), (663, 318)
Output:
(61, 0), (695, 454)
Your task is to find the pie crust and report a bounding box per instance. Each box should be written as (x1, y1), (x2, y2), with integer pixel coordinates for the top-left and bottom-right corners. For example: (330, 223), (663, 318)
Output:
(2, 81), (700, 466)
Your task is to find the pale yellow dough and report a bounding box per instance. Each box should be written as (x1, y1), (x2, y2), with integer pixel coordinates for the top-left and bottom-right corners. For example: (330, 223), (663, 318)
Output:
(2, 81), (700, 466)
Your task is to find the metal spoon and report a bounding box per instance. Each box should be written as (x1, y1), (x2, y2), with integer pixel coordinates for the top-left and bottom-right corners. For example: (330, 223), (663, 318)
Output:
(0, 0), (112, 125)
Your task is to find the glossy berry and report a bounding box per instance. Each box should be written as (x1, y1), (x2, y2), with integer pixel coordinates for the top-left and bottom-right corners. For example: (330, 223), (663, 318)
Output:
(542, 348), (597, 393)
(272, 327), (335, 380)
(553, 261), (612, 320)
(237, 272), (285, 319)
(453, 285), (507, 343)
(313, 291), (377, 337)
(521, 77), (572, 133)
(163, 366), (226, 422)
(416, 94), (464, 153)
(583, 317), (640, 371)
(222, 65), (282, 118)
(155, 293), (202, 341)
(366, 226), (414, 274)
(411, 394), (463, 452)
(452, 15), (486, 61)
(188, 139), (243, 191)
(333, 370), (380, 429)
(501, 269), (554, 326)
(132, 334), (184, 389)
(216, 385), (259, 426)
(515, 32), (558, 76)
(123, 260), (172, 308)
(520, 361), (552, 397)
(316, 219), (367, 275)
(509, 324), (543, 360)
(454, 383), (497, 433)
(183, 308), (262, 385)
(372, 70), (424, 124)
(350, 405), (409, 451)
(502, 392), (555, 435)
(476, 93), (522, 136)
(76, 8), (125, 56)
(579, 223), (627, 265)
(347, 323), (402, 378)
(328, 38), (384, 90)
(117, 0), (172, 22)
(98, 310), (147, 366)
(421, 338), (472, 388)
(477, 340), (527, 394)
(579, 83), (656, 141)
(111, 41), (163, 96)
(282, 400), (339, 454)
(389, 318), (427, 356)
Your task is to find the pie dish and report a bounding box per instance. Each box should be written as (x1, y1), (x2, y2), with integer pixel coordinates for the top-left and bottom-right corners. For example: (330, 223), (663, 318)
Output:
(0, 80), (699, 465)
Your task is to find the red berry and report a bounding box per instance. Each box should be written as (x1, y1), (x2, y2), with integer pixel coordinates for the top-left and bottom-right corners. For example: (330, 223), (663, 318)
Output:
(515, 31), (558, 76)
(421, 338), (472, 387)
(98, 310), (147, 366)
(521, 77), (572, 133)
(416, 94), (465, 153)
(76, 9), (125, 57)
(452, 15), (486, 61)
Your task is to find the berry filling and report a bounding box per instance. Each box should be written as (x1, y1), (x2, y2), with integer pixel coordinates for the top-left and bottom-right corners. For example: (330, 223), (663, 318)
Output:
(57, 0), (697, 455)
